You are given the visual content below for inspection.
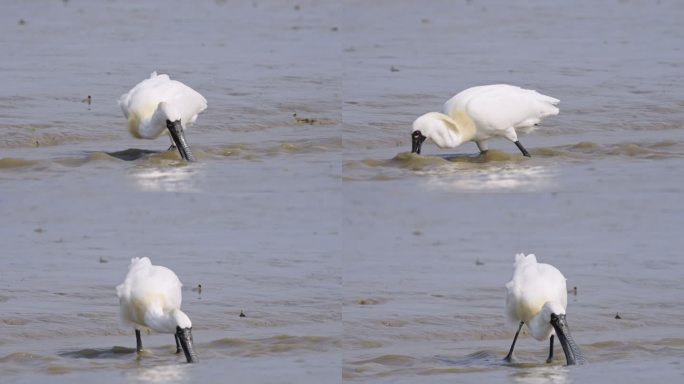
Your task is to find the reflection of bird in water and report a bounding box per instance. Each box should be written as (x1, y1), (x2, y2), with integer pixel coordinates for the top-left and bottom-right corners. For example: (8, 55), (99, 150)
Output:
(119, 72), (207, 162)
(411, 84), (559, 157)
(116, 257), (198, 363)
(504, 253), (585, 365)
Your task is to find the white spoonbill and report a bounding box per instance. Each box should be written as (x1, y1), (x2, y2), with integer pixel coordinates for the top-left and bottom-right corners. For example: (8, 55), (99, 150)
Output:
(411, 84), (559, 157)
(119, 72), (207, 162)
(116, 257), (198, 363)
(504, 253), (585, 366)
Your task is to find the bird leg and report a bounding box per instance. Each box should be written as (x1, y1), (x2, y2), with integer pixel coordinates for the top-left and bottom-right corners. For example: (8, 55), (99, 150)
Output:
(175, 334), (182, 354)
(546, 334), (555, 363)
(168, 135), (177, 151)
(475, 141), (488, 155)
(135, 329), (143, 352)
(505, 321), (524, 362)
(514, 141), (531, 157)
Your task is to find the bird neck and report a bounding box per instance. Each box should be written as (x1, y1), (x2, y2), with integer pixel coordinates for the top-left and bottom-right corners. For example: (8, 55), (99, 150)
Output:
(128, 104), (171, 140)
(528, 302), (565, 341)
(528, 310), (554, 340)
(428, 111), (477, 148)
(143, 309), (175, 333)
(446, 110), (477, 144)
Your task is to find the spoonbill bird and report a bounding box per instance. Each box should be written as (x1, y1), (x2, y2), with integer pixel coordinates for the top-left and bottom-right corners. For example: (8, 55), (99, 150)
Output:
(411, 84), (559, 157)
(119, 72), (207, 162)
(116, 257), (198, 363)
(504, 253), (585, 366)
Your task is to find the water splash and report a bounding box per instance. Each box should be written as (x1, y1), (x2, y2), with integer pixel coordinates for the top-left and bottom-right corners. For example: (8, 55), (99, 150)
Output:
(129, 164), (205, 193)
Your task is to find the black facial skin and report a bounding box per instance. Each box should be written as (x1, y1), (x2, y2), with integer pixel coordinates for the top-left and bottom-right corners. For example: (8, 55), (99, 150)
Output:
(411, 130), (427, 154)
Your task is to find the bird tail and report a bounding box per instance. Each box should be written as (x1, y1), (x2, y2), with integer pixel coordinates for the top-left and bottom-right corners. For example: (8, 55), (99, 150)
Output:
(538, 102), (560, 118)
(129, 256), (152, 270)
(531, 89), (560, 106)
(514, 253), (537, 267)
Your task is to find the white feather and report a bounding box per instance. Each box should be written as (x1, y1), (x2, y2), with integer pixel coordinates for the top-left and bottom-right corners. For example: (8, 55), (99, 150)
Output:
(119, 72), (207, 140)
(504, 253), (568, 341)
(412, 84), (559, 153)
(116, 257), (192, 334)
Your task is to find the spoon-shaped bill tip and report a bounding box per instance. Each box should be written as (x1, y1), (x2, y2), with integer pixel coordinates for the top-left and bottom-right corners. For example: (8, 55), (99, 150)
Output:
(550, 313), (586, 366)
(166, 120), (196, 162)
(175, 326), (198, 363)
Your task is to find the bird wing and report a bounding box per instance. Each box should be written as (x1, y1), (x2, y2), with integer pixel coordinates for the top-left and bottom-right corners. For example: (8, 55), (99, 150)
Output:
(134, 264), (183, 311)
(445, 85), (559, 135)
(118, 72), (207, 127)
(161, 79), (208, 127)
(119, 73), (168, 118)
(504, 278), (522, 325)
(536, 262), (568, 311)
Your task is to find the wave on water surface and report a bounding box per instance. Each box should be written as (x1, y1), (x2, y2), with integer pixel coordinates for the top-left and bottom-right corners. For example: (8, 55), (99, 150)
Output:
(0, 136), (341, 172)
(59, 346), (136, 359)
(372, 140), (684, 169)
(344, 351), (508, 380)
(208, 334), (339, 358)
(344, 140), (684, 183)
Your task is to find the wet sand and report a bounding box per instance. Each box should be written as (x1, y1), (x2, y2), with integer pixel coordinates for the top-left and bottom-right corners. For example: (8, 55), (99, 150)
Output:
(2, 0), (684, 383)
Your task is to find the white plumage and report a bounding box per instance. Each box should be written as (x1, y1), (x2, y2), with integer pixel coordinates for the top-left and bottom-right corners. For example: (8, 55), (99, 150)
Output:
(411, 84), (559, 157)
(503, 253), (585, 365)
(119, 72), (207, 161)
(116, 257), (198, 363)
(505, 253), (567, 340)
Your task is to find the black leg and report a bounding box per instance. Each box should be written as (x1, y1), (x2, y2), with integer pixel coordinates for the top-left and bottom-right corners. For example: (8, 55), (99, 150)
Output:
(168, 135), (177, 151)
(546, 334), (555, 363)
(505, 321), (524, 362)
(514, 141), (531, 157)
(135, 329), (143, 352)
(175, 333), (182, 354)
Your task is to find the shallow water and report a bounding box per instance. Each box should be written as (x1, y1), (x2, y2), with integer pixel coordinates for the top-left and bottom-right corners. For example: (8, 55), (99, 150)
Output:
(2, 0), (684, 383)
(340, 0), (684, 383)
(1, 1), (341, 383)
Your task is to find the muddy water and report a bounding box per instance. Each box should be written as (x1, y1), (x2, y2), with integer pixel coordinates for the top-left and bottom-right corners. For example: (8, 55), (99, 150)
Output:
(2, 0), (684, 383)
(1, 0), (341, 383)
(340, 0), (684, 383)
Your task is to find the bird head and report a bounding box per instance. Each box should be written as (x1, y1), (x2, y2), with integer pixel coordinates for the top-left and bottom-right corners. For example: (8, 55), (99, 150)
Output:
(411, 112), (465, 154)
(410, 114), (430, 154)
(158, 102), (181, 122)
(410, 129), (427, 154)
